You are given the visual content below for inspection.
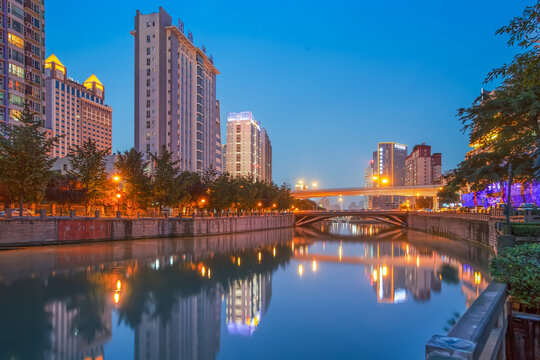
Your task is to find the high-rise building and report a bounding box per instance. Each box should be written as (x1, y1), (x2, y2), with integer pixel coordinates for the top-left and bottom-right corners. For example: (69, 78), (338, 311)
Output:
(372, 142), (408, 209)
(1, 0), (46, 127)
(132, 7), (220, 172)
(45, 54), (112, 158)
(260, 128), (272, 182)
(405, 143), (442, 186)
(215, 100), (222, 172)
(375, 142), (408, 186)
(225, 111), (263, 180)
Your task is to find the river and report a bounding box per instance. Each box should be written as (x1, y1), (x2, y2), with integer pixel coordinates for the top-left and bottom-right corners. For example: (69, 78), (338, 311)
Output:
(0, 222), (492, 360)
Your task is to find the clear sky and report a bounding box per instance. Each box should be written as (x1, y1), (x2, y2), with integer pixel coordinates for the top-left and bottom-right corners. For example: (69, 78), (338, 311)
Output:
(46, 0), (529, 187)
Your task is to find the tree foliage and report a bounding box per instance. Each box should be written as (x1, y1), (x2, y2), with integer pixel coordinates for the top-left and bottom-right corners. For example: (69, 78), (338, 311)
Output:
(67, 139), (109, 213)
(115, 149), (152, 213)
(0, 106), (57, 212)
(447, 1), (540, 192)
(150, 146), (180, 210)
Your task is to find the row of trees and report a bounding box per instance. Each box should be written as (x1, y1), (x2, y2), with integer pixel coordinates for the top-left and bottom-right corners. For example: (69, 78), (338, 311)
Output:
(440, 1), (540, 202)
(0, 108), (295, 215)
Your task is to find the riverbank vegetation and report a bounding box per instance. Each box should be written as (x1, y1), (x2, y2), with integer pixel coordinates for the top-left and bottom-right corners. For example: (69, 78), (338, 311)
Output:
(440, 1), (540, 198)
(0, 109), (294, 215)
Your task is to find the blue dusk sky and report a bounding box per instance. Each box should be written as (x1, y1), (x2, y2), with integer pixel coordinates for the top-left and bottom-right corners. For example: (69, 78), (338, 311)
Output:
(46, 0), (529, 187)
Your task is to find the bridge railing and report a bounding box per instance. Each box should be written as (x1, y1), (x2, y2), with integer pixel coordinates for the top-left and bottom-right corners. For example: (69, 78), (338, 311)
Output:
(426, 282), (508, 360)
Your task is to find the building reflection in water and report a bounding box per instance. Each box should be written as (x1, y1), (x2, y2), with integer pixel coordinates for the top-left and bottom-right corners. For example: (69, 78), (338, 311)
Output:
(225, 273), (272, 337)
(296, 222), (489, 306)
(0, 224), (492, 359)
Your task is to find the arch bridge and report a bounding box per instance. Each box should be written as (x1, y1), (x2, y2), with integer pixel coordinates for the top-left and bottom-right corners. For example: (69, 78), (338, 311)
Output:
(294, 210), (408, 227)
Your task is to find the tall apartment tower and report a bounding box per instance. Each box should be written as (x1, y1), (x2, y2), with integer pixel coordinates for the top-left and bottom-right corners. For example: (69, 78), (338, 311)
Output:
(375, 142), (408, 187)
(45, 54), (112, 158)
(260, 128), (272, 182)
(215, 100), (222, 172)
(225, 112), (261, 180)
(405, 143), (443, 186)
(132, 7), (220, 172)
(0, 0), (46, 126)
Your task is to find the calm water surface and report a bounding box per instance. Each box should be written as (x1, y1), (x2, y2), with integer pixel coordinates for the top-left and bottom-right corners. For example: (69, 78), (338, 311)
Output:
(0, 222), (492, 360)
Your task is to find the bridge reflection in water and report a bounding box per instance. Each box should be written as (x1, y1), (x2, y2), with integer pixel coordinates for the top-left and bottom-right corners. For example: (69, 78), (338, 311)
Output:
(0, 223), (491, 360)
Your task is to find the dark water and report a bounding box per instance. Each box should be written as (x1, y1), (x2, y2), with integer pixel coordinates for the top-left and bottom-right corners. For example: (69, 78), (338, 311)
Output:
(0, 222), (492, 360)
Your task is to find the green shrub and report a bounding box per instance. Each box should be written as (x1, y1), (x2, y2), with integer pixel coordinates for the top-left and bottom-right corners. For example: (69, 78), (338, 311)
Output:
(490, 243), (540, 311)
(511, 224), (540, 237)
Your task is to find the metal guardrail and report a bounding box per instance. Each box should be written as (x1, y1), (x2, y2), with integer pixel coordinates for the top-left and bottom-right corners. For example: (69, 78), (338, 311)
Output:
(426, 282), (508, 359)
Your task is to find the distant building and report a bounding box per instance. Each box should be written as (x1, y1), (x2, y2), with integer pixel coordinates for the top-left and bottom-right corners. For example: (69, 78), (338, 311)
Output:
(215, 100), (223, 172)
(372, 142), (408, 209)
(225, 112), (272, 182)
(260, 128), (272, 182)
(405, 143), (442, 186)
(132, 7), (220, 172)
(0, 1), (46, 127)
(45, 54), (113, 158)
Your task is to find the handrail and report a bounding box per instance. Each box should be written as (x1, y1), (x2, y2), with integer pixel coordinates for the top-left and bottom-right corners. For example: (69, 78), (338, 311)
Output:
(426, 282), (508, 359)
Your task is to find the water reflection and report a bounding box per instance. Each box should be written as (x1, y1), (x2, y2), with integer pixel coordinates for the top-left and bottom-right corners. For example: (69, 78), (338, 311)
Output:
(0, 223), (492, 360)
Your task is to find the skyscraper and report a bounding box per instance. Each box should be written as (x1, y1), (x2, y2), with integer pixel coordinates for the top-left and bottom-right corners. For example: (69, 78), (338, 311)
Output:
(375, 142), (408, 187)
(372, 142), (408, 209)
(260, 128), (272, 182)
(1, 0), (46, 126)
(225, 111), (272, 181)
(45, 54), (112, 158)
(405, 143), (443, 186)
(132, 7), (220, 172)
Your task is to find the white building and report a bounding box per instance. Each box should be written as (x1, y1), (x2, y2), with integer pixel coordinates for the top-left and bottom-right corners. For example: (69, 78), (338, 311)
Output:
(132, 7), (220, 173)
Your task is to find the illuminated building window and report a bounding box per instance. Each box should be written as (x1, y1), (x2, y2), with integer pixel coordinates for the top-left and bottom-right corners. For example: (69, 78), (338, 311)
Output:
(8, 33), (24, 48)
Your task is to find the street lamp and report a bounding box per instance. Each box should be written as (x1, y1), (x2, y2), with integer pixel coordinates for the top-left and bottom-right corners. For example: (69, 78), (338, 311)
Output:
(113, 175), (120, 182)
(381, 178), (389, 185)
(311, 182), (318, 189)
(115, 193), (121, 212)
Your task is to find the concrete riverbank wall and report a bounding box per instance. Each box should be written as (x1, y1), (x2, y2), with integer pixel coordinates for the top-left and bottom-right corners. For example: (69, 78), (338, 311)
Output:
(407, 213), (498, 248)
(0, 214), (294, 247)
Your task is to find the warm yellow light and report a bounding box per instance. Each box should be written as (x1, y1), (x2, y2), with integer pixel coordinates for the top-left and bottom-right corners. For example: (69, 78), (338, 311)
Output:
(439, 187), (443, 190)
(298, 264), (303, 276)
(113, 292), (120, 303)
(381, 178), (388, 184)
(298, 180), (303, 184)
(474, 272), (481, 285)
(237, 257), (241, 266)
(116, 193), (121, 198)
(201, 266), (206, 277)
(373, 176), (378, 180)
(113, 175), (120, 182)
(311, 182), (318, 188)
(201, 199), (206, 203)
(258, 202), (262, 207)
(373, 269), (378, 281)
(416, 193), (420, 197)
(208, 268), (211, 279)
(312, 260), (317, 272)
(258, 251), (262, 262)
(416, 256), (420, 267)
(116, 280), (121, 291)
(272, 203), (277, 208)
(339, 246), (342, 261)
(292, 242), (295, 250)
(490, 133), (498, 140)
(273, 247), (276, 257)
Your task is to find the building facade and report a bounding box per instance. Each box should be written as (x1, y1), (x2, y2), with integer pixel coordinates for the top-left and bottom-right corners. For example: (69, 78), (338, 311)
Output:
(45, 55), (112, 158)
(260, 128), (272, 182)
(405, 143), (442, 186)
(0, 0), (46, 126)
(132, 7), (220, 173)
(371, 142), (408, 209)
(225, 112), (261, 180)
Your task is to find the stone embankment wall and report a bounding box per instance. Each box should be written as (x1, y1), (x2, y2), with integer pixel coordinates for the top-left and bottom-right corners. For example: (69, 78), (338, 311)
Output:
(407, 213), (498, 249)
(0, 214), (294, 247)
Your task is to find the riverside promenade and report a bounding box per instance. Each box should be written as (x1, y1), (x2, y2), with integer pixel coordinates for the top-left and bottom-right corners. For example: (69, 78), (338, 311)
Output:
(0, 213), (294, 247)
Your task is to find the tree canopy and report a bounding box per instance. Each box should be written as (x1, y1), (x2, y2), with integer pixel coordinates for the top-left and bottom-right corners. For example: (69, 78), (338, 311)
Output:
(445, 1), (540, 193)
